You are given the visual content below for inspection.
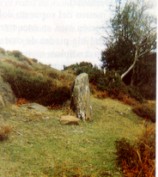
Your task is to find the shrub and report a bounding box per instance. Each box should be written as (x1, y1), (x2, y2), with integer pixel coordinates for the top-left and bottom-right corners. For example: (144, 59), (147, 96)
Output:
(64, 62), (146, 102)
(37, 86), (71, 106)
(2, 68), (50, 99)
(115, 127), (155, 177)
(93, 71), (145, 104)
(4, 59), (31, 71)
(127, 86), (144, 103)
(133, 102), (156, 122)
(117, 93), (138, 106)
(0, 125), (12, 141)
(95, 90), (109, 99)
(32, 58), (38, 63)
(65, 62), (142, 100)
(10, 50), (27, 61)
(0, 47), (5, 54)
(1, 65), (71, 106)
(16, 98), (29, 106)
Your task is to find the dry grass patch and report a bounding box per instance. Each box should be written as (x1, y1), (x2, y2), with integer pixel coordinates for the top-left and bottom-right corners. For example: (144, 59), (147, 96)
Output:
(0, 125), (12, 141)
(116, 125), (155, 177)
(133, 102), (156, 122)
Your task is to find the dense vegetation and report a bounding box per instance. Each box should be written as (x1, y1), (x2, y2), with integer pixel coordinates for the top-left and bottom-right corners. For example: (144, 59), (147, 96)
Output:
(0, 48), (74, 106)
(101, 0), (156, 99)
(116, 126), (155, 177)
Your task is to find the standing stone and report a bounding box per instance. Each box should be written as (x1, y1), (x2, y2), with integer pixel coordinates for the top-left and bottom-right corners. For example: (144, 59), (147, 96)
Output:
(71, 73), (92, 121)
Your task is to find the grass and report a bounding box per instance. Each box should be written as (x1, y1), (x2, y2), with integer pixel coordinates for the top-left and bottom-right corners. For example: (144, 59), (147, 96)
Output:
(0, 97), (150, 177)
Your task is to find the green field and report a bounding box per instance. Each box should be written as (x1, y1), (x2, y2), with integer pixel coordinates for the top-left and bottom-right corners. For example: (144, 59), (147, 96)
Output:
(0, 97), (147, 177)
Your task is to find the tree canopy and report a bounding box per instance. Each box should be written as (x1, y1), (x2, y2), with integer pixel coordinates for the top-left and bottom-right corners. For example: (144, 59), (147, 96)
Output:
(101, 0), (156, 82)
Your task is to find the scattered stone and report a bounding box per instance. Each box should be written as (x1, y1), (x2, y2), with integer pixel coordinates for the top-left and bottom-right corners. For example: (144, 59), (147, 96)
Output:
(20, 103), (48, 112)
(71, 73), (92, 121)
(60, 115), (80, 125)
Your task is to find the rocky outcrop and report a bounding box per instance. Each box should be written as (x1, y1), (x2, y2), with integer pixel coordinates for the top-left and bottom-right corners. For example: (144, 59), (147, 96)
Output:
(0, 76), (16, 107)
(71, 73), (92, 121)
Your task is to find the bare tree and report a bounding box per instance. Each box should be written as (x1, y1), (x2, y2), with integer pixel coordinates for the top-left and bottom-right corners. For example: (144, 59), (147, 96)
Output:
(120, 1), (156, 80)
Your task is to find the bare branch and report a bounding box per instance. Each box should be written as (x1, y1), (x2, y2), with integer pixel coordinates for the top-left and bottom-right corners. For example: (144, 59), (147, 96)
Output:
(121, 50), (138, 80)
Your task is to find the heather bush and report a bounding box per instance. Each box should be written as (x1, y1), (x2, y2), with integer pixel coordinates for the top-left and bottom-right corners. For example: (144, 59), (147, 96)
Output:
(0, 125), (12, 141)
(116, 127), (155, 177)
(4, 59), (32, 70)
(10, 50), (27, 61)
(133, 102), (156, 122)
(1, 64), (71, 106)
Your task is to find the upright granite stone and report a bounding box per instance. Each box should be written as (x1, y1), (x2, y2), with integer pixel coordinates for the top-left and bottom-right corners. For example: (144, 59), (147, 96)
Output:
(71, 73), (92, 121)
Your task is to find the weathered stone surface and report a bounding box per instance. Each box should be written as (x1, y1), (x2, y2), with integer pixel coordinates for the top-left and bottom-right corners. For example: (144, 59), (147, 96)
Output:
(60, 115), (80, 125)
(0, 76), (16, 106)
(71, 73), (92, 121)
(20, 103), (48, 112)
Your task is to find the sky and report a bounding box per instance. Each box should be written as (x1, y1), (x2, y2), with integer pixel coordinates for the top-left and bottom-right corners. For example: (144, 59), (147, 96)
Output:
(0, 0), (157, 70)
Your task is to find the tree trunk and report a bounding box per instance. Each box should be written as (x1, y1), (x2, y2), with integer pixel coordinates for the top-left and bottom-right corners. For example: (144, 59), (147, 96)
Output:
(130, 66), (135, 86)
(121, 50), (138, 80)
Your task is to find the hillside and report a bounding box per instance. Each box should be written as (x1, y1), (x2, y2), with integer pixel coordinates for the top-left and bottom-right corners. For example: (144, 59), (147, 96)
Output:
(0, 48), (75, 106)
(0, 97), (151, 177)
(0, 48), (155, 176)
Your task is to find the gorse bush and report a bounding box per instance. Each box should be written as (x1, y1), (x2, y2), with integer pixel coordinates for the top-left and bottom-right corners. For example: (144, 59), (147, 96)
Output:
(133, 102), (156, 122)
(116, 127), (155, 177)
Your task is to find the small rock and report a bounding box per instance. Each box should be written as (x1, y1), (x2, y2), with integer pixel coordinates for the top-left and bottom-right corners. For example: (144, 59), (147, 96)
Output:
(60, 115), (80, 125)
(20, 103), (48, 112)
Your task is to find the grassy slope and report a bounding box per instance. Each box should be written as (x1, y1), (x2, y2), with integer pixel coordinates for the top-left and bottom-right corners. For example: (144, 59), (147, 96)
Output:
(0, 49), (74, 83)
(0, 97), (149, 177)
